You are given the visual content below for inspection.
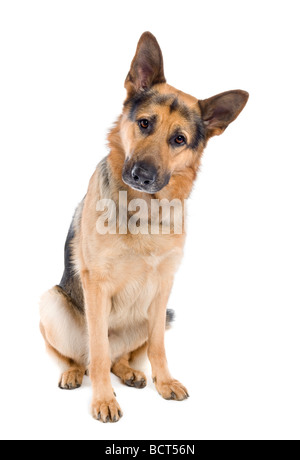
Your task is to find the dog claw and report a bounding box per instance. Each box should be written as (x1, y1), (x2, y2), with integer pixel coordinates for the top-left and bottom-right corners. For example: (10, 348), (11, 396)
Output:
(155, 379), (189, 401)
(93, 399), (123, 423)
(134, 378), (146, 389)
(124, 373), (147, 389)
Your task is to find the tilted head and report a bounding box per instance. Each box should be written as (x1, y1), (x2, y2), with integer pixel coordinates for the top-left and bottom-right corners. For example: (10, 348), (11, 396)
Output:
(120, 32), (249, 195)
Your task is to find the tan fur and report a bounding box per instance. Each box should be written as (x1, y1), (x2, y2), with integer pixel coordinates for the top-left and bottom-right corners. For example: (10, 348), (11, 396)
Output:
(39, 31), (248, 422)
(40, 287), (89, 366)
(111, 354), (147, 388)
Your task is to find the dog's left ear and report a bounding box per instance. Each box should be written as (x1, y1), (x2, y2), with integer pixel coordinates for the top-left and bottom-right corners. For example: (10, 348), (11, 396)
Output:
(199, 90), (249, 139)
(125, 32), (166, 96)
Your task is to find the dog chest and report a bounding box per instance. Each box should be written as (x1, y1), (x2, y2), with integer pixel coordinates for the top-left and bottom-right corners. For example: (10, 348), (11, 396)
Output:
(109, 264), (159, 328)
(108, 247), (182, 330)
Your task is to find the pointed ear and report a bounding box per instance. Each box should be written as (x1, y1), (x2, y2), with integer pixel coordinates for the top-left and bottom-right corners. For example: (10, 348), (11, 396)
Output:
(125, 32), (166, 96)
(199, 90), (249, 139)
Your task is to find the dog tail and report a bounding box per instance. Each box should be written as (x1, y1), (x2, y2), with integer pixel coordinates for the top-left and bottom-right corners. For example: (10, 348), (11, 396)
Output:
(166, 309), (175, 329)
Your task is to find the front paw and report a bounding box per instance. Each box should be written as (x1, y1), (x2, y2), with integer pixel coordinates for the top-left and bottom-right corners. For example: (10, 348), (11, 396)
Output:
(154, 378), (189, 401)
(92, 397), (123, 423)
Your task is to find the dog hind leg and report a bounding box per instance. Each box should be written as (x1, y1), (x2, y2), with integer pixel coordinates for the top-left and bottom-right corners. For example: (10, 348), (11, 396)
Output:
(39, 286), (88, 390)
(112, 344), (148, 389)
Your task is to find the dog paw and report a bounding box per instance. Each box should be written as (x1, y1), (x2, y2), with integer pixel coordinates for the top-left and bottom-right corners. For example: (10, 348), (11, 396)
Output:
(92, 397), (123, 423)
(124, 370), (147, 389)
(59, 368), (84, 390)
(155, 379), (189, 401)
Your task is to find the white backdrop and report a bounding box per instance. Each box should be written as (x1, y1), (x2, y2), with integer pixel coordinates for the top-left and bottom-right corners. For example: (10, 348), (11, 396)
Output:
(0, 0), (299, 440)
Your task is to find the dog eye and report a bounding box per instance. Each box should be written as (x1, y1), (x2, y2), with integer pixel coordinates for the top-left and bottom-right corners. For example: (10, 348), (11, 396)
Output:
(175, 135), (186, 145)
(139, 119), (149, 129)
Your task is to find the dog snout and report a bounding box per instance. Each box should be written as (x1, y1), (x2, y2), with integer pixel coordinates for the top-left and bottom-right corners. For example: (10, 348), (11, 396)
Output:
(131, 162), (157, 187)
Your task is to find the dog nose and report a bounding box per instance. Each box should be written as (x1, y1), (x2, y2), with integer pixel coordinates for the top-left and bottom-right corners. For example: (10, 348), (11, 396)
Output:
(131, 162), (157, 187)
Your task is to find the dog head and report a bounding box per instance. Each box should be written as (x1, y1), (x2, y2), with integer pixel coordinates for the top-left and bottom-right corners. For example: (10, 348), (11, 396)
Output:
(120, 32), (249, 194)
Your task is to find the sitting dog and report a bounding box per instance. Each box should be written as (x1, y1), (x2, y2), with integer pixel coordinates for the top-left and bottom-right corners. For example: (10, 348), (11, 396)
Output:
(40, 32), (248, 423)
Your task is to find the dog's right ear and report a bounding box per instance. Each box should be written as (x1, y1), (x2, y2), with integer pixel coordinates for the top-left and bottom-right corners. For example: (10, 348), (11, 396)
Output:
(125, 32), (166, 96)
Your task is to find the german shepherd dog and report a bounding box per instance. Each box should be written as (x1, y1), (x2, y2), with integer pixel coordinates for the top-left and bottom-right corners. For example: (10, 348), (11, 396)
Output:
(40, 32), (248, 423)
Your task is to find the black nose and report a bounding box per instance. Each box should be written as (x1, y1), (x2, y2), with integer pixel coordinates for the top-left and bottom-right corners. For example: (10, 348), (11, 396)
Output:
(131, 162), (157, 187)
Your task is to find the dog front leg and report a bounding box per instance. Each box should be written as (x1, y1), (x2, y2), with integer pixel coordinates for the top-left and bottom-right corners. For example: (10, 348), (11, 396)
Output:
(148, 281), (189, 401)
(82, 271), (123, 423)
